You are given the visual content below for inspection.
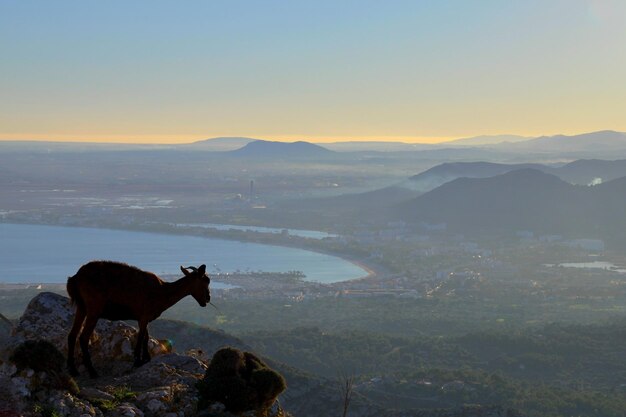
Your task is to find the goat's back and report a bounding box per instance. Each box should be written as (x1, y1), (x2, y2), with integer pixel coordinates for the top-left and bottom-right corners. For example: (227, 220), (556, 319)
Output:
(69, 261), (164, 307)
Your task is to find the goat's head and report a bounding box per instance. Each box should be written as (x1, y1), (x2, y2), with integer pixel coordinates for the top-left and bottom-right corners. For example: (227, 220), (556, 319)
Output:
(180, 264), (211, 307)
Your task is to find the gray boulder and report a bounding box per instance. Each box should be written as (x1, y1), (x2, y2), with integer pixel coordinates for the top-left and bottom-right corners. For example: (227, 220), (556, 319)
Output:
(0, 292), (288, 417)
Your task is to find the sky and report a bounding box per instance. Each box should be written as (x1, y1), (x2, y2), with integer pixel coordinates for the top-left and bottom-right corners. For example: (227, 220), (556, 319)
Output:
(1, 0), (625, 144)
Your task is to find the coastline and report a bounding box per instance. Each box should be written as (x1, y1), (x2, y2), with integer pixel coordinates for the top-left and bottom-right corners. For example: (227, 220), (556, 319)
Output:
(0, 221), (384, 284)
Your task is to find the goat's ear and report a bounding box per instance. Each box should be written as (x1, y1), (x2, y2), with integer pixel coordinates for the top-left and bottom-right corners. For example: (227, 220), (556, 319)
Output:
(198, 264), (206, 274)
(180, 266), (190, 276)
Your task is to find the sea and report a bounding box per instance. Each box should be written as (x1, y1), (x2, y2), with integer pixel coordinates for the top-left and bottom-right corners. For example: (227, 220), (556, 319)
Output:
(0, 223), (366, 284)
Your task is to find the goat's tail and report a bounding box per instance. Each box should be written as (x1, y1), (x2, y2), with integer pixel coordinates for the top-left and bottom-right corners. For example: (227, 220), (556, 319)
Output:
(66, 274), (84, 311)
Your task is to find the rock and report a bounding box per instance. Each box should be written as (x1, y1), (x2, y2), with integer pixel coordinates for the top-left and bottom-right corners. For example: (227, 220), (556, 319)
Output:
(0, 374), (23, 415)
(114, 361), (199, 390)
(10, 292), (166, 367)
(0, 361), (17, 377)
(111, 403), (145, 417)
(1, 293), (291, 417)
(80, 387), (116, 402)
(0, 312), (13, 348)
(10, 375), (30, 397)
(151, 353), (207, 374)
(47, 390), (99, 417)
(136, 388), (171, 413)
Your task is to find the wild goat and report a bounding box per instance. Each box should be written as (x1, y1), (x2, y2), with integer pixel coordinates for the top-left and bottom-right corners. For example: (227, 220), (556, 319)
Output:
(66, 260), (211, 378)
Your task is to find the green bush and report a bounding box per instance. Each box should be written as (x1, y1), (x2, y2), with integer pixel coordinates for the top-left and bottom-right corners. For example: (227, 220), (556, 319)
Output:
(197, 347), (286, 413)
(111, 385), (136, 402)
(10, 339), (65, 373)
(9, 339), (78, 394)
(250, 368), (287, 409)
(33, 403), (61, 417)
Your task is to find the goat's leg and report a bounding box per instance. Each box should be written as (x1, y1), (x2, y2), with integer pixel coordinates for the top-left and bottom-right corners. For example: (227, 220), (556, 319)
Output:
(79, 315), (99, 378)
(133, 321), (148, 367)
(141, 325), (151, 364)
(67, 306), (86, 376)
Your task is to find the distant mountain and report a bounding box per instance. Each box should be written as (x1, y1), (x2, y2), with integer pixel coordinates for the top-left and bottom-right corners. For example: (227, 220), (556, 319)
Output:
(555, 159), (626, 185)
(0, 137), (260, 153)
(444, 134), (532, 146)
(397, 169), (596, 236)
(321, 141), (438, 152)
(0, 140), (173, 153)
(501, 130), (626, 153)
(322, 135), (532, 152)
(229, 140), (335, 159)
(405, 162), (549, 192)
(306, 158), (626, 222)
(184, 137), (257, 151)
(403, 158), (626, 192)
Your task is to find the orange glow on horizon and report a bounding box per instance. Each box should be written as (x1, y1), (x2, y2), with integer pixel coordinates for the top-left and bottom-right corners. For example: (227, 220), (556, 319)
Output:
(1, 129), (622, 145)
(0, 133), (459, 145)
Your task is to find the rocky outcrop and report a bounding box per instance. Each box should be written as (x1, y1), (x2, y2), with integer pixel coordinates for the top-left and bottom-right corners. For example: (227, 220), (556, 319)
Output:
(9, 292), (167, 371)
(0, 312), (13, 350)
(0, 292), (521, 417)
(0, 292), (288, 417)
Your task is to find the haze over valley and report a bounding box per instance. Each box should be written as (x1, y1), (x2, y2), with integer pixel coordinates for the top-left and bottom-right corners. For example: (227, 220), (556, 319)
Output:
(3, 1), (626, 416)
(5, 130), (626, 415)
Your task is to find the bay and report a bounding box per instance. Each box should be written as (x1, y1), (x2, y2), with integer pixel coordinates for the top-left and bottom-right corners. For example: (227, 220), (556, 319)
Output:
(0, 223), (366, 284)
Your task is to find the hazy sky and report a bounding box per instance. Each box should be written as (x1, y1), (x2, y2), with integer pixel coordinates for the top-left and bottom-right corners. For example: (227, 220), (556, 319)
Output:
(1, 0), (625, 144)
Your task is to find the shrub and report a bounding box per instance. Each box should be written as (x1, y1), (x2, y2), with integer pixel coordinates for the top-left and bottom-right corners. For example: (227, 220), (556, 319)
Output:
(111, 384), (136, 402)
(197, 347), (286, 413)
(9, 339), (78, 394)
(33, 403), (61, 417)
(10, 340), (65, 373)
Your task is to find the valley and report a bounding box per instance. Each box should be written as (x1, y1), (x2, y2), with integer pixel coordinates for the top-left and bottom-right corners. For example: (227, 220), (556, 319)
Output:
(4, 134), (626, 415)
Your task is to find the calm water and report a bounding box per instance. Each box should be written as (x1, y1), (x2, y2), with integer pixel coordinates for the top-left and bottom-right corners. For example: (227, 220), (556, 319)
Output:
(174, 223), (338, 239)
(0, 224), (365, 284)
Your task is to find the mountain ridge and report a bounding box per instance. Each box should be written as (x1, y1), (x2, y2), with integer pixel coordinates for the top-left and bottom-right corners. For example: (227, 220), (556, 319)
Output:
(444, 134), (532, 146)
(397, 168), (600, 237)
(229, 140), (335, 159)
(184, 137), (258, 151)
(498, 130), (626, 153)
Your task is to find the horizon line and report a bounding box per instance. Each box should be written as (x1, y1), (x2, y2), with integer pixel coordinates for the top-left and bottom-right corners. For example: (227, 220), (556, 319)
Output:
(0, 129), (622, 146)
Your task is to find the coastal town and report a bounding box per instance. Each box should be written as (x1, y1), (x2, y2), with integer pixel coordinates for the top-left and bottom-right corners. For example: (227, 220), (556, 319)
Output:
(2, 214), (624, 307)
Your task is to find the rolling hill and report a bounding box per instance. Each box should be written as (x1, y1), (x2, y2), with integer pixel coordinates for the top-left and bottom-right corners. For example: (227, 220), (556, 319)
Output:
(397, 169), (602, 237)
(555, 159), (626, 184)
(405, 162), (548, 192)
(229, 140), (336, 159)
(405, 158), (626, 193)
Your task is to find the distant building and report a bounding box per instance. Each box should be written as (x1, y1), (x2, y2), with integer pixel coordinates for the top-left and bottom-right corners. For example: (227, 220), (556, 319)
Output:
(568, 239), (605, 252)
(539, 234), (562, 243)
(420, 222), (447, 231)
